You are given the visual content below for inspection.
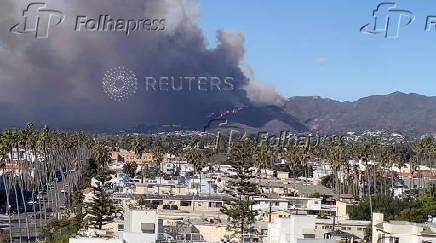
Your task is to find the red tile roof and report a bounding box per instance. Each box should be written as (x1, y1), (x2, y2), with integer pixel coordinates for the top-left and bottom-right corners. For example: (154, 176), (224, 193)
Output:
(83, 187), (93, 195)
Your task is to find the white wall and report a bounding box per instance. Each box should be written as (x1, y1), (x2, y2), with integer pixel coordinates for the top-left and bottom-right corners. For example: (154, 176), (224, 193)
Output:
(306, 199), (322, 210)
(297, 240), (335, 243)
(69, 238), (123, 243)
(267, 215), (319, 243)
(124, 209), (158, 240)
(118, 232), (156, 243)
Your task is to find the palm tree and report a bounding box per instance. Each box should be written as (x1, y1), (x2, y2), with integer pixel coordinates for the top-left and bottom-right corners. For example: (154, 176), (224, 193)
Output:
(285, 144), (300, 182)
(9, 129), (24, 243)
(0, 133), (13, 243)
(92, 141), (111, 169)
(131, 136), (145, 182)
(429, 141), (436, 196)
(36, 126), (50, 225)
(420, 137), (434, 192)
(367, 137), (379, 196)
(377, 145), (392, 195)
(254, 144), (269, 185)
(411, 139), (424, 192)
(185, 148), (203, 194)
(355, 137), (373, 218)
(24, 125), (39, 238)
(0, 125), (94, 241)
(326, 142), (346, 199)
(17, 123), (34, 241)
(151, 146), (164, 193)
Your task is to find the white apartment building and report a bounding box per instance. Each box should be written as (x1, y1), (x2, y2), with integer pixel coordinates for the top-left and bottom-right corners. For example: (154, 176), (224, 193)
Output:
(372, 213), (436, 243)
(253, 196), (323, 213)
(70, 209), (162, 243)
(267, 215), (335, 243)
(313, 164), (332, 185)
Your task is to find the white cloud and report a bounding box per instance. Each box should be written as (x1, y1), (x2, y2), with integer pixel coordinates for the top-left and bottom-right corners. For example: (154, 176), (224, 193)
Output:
(315, 56), (328, 64)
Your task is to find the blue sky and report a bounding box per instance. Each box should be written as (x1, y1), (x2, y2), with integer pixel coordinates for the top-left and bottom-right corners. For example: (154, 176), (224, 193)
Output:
(198, 0), (436, 101)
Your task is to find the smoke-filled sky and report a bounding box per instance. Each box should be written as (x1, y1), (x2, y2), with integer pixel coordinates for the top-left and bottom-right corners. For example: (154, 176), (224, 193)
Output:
(4, 0), (435, 131)
(0, 0), (281, 130)
(199, 0), (436, 101)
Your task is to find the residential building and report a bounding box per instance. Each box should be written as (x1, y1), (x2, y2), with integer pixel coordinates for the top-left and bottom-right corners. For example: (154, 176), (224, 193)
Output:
(372, 212), (436, 243)
(160, 160), (193, 176)
(315, 218), (370, 241)
(313, 163), (332, 185)
(267, 215), (335, 243)
(277, 171), (290, 180)
(110, 150), (168, 164)
(112, 193), (234, 212)
(120, 209), (162, 242)
(253, 196), (327, 216)
(70, 209), (162, 243)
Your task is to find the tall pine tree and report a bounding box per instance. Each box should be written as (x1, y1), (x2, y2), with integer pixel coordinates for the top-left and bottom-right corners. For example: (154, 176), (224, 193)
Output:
(221, 140), (259, 242)
(85, 170), (118, 230)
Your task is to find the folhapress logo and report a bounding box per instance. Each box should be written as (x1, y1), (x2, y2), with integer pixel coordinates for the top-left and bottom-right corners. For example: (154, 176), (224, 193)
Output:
(10, 2), (167, 39)
(10, 2), (64, 39)
(361, 2), (414, 39)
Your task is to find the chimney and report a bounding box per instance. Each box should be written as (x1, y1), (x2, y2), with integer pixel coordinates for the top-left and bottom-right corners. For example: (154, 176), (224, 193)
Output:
(373, 212), (384, 226)
(372, 213), (384, 243)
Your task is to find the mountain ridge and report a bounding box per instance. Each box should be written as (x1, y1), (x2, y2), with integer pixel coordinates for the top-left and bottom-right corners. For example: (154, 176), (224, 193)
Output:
(282, 91), (436, 137)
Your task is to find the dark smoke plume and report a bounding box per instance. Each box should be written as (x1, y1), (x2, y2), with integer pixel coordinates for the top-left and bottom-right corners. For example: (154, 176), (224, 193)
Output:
(0, 0), (282, 130)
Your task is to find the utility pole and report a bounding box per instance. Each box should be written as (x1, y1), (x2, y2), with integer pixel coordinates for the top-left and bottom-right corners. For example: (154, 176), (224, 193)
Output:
(332, 211), (336, 231)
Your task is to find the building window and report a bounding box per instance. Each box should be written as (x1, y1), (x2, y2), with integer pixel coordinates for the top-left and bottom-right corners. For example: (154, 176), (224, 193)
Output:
(118, 224), (124, 231)
(209, 202), (223, 208)
(141, 223), (155, 234)
(389, 237), (399, 243)
(181, 200), (192, 206)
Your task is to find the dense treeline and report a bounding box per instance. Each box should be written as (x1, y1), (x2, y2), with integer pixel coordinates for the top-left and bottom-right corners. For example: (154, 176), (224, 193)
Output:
(349, 193), (436, 223)
(2, 125), (436, 241)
